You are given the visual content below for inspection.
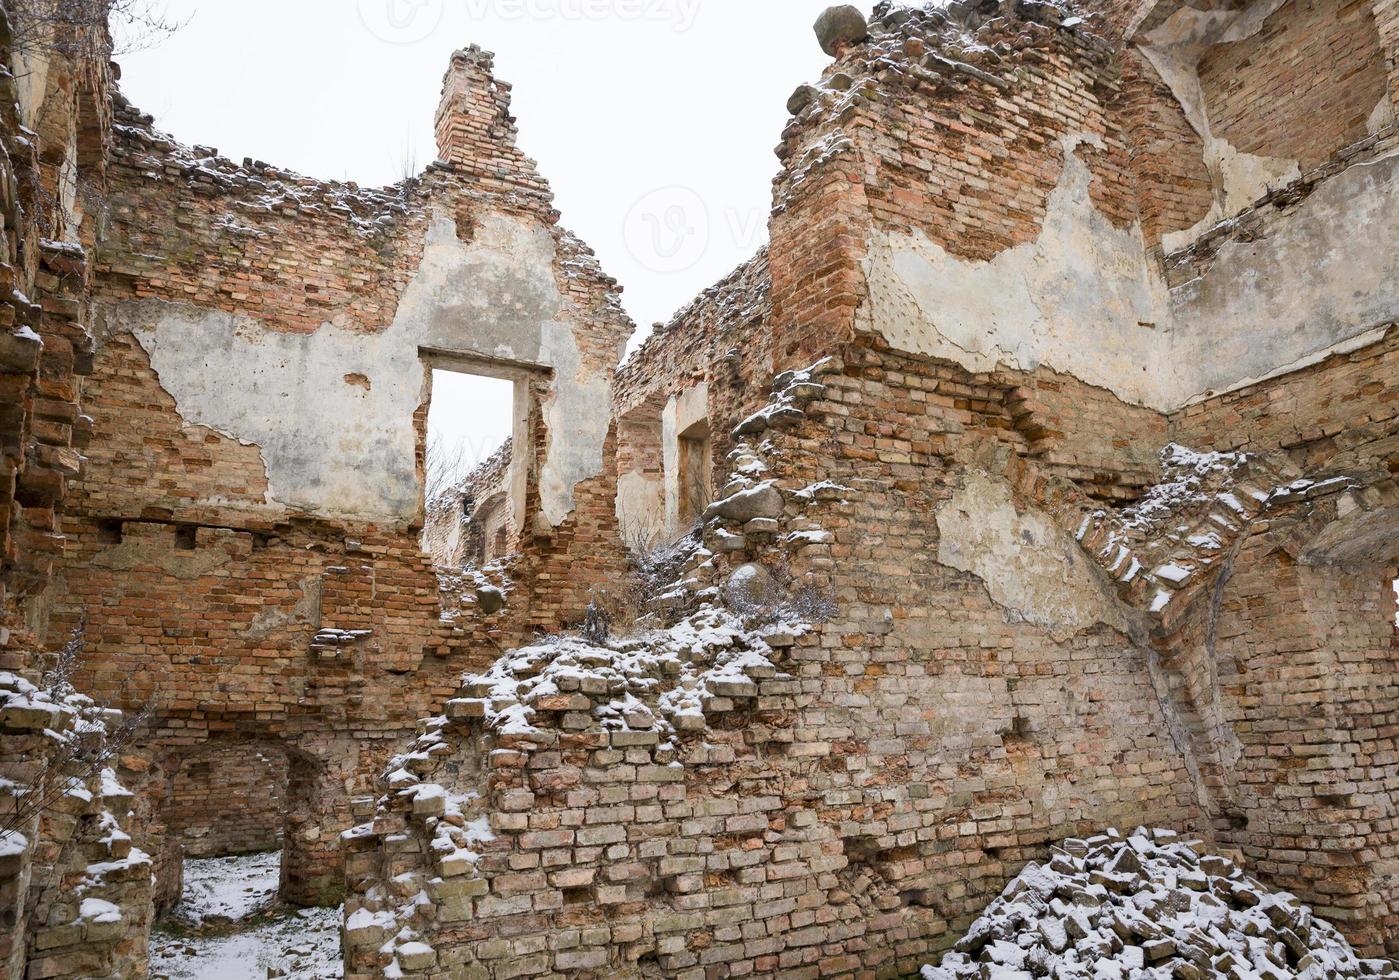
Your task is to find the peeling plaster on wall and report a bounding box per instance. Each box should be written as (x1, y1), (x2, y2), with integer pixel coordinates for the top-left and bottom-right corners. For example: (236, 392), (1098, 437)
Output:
(246, 575), (323, 639)
(125, 210), (613, 525)
(1138, 0), (1301, 254)
(860, 116), (1396, 411)
(615, 470), (663, 550)
(1170, 149), (1399, 404)
(857, 134), (1176, 409)
(89, 535), (237, 579)
(537, 319), (611, 529)
(1370, 95), (1397, 136)
(935, 471), (1131, 642)
(13, 50), (50, 131)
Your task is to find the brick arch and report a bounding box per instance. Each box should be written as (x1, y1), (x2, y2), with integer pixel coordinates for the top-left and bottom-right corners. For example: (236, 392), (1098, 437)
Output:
(148, 736), (350, 911)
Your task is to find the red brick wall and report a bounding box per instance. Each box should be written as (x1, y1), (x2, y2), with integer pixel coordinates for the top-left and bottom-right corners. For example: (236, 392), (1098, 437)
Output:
(165, 744), (289, 858)
(1208, 543), (1399, 955)
(1199, 0), (1389, 171)
(52, 52), (635, 908)
(1117, 48), (1215, 250)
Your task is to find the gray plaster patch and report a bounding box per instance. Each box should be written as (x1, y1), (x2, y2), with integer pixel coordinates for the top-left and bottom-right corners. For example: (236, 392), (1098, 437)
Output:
(1169, 149), (1399, 403)
(935, 471), (1130, 641)
(122, 210), (613, 525)
(1138, 0), (1302, 254)
(858, 135), (1175, 408)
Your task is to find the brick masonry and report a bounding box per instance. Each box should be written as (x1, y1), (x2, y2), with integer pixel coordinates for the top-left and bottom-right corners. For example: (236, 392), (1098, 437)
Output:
(0, 0), (1393, 978)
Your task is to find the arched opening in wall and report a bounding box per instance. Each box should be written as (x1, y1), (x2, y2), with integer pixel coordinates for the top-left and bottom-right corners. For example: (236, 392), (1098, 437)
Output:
(155, 742), (289, 925)
(420, 364), (522, 570)
(149, 743), (345, 976)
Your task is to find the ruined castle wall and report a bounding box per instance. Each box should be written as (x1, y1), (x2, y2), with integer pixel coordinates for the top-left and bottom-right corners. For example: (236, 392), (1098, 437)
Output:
(613, 252), (773, 549)
(344, 341), (1212, 979)
(785, 13), (1181, 409)
(1196, 0), (1390, 171)
(42, 46), (635, 911)
(784, 3), (1399, 420)
(776, 340), (1206, 935)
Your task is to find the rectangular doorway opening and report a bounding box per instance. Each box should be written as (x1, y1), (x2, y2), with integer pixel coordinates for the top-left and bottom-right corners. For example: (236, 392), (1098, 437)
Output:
(422, 366), (520, 570)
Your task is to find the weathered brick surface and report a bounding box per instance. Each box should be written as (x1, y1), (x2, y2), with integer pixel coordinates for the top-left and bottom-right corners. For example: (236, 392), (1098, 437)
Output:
(4, 0), (1397, 977)
(1198, 0), (1389, 171)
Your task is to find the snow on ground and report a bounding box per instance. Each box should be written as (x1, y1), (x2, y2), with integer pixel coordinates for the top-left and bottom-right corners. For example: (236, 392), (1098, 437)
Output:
(151, 851), (343, 980)
(166, 851), (282, 927)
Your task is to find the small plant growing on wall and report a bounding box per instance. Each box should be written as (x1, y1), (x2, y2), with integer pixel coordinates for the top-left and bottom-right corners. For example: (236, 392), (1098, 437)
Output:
(580, 598), (612, 646)
(0, 624), (152, 841)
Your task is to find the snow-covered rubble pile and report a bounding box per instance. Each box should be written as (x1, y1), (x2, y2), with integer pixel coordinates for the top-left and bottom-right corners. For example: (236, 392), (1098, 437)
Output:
(924, 829), (1397, 980)
(436, 602), (803, 741)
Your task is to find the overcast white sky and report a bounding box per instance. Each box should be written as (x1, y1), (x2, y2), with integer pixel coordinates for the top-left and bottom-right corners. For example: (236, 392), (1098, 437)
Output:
(117, 0), (842, 341)
(116, 0), (843, 472)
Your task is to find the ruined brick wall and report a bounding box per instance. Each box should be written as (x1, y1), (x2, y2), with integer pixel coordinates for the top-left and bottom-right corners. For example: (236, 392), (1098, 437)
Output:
(0, 5), (159, 977)
(1204, 540), (1399, 955)
(613, 251), (773, 549)
(345, 1), (1399, 974)
(164, 743), (288, 858)
(1197, 0), (1389, 172)
(1116, 47), (1215, 250)
(44, 43), (635, 914)
(344, 338), (1213, 979)
(422, 439), (515, 570)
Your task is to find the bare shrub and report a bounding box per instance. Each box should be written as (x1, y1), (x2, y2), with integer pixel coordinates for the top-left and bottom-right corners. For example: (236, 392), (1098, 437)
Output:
(580, 600), (611, 646)
(1, 625), (153, 839)
(9, 0), (184, 58)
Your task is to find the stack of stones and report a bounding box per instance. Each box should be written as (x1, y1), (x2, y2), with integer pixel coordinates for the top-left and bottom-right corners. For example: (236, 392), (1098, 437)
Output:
(342, 366), (844, 978)
(0, 671), (152, 980)
(923, 829), (1399, 980)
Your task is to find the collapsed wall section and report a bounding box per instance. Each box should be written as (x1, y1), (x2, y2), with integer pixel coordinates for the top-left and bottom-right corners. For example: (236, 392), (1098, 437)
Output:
(44, 44), (636, 915)
(0, 5), (158, 979)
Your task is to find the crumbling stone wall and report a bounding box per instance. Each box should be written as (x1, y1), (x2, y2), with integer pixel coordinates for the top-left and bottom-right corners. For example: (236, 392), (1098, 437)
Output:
(0, 4), (159, 978)
(613, 251), (774, 551)
(1, 0), (1393, 976)
(345, 2), (1399, 976)
(423, 440), (516, 571)
(43, 43), (635, 914)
